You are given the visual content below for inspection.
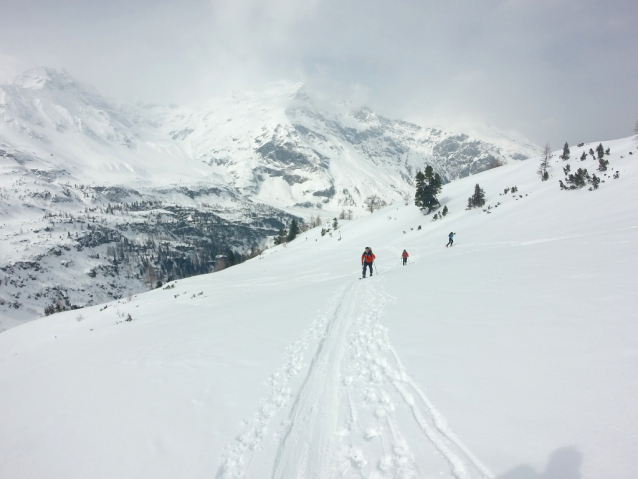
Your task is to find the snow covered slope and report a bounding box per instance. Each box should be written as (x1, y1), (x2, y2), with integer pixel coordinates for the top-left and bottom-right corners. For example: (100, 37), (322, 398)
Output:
(1, 136), (636, 478)
(0, 67), (540, 326)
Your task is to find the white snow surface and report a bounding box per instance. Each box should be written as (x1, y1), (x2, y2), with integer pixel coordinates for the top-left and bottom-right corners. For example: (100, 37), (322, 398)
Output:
(0, 137), (637, 478)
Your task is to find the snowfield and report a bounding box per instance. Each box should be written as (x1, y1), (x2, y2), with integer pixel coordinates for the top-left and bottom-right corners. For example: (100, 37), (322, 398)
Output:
(0, 137), (637, 479)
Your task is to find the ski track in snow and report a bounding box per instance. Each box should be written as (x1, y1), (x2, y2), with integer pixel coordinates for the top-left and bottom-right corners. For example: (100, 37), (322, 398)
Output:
(217, 277), (493, 479)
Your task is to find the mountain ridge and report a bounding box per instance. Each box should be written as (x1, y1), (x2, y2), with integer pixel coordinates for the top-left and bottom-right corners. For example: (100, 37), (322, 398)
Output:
(0, 67), (541, 326)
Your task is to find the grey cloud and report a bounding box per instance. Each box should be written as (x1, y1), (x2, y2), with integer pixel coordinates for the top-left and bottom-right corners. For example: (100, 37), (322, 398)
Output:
(0, 0), (636, 146)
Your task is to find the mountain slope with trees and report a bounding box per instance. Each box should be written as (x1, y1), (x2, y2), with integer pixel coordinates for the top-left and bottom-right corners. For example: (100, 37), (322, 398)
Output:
(0, 68), (540, 326)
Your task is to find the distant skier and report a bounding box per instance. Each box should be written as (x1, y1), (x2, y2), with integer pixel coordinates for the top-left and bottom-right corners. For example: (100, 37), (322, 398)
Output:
(446, 232), (455, 248)
(401, 250), (409, 265)
(361, 247), (375, 277)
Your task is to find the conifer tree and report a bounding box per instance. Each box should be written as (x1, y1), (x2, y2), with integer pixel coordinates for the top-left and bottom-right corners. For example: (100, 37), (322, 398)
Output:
(590, 174), (601, 190)
(442, 205), (449, 216)
(287, 219), (299, 242)
(580, 151), (587, 161)
(560, 142), (570, 160)
(467, 184), (486, 209)
(414, 165), (442, 214)
(414, 171), (426, 205)
(596, 143), (605, 160)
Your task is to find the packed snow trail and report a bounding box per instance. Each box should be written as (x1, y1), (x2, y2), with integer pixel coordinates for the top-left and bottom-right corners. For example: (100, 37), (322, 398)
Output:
(217, 277), (493, 478)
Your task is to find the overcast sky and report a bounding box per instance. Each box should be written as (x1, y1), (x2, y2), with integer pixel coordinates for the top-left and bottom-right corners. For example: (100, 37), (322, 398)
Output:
(1, 0), (636, 146)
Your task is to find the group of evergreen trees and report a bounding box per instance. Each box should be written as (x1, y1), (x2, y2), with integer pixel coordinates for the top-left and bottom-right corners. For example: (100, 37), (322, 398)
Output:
(413, 164), (488, 216)
(274, 218), (305, 245)
(557, 141), (612, 191)
(431, 205), (449, 221)
(559, 168), (601, 191)
(542, 142), (611, 183)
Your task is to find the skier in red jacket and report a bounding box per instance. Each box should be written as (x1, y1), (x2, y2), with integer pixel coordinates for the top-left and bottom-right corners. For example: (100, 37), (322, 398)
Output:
(361, 247), (375, 278)
(401, 250), (409, 265)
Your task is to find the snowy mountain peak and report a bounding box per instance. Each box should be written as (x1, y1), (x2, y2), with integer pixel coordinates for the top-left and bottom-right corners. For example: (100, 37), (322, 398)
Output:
(12, 67), (93, 94)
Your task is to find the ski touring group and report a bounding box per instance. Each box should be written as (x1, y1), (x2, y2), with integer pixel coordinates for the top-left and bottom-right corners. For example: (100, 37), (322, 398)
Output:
(360, 233), (456, 278)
